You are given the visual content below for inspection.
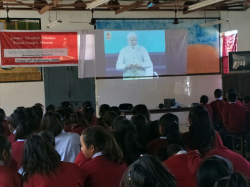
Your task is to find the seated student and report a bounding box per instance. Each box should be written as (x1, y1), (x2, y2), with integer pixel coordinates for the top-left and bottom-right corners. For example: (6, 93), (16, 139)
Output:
(182, 106), (223, 151)
(46, 104), (55, 113)
(103, 111), (118, 130)
(60, 101), (74, 116)
(147, 113), (183, 156)
(226, 89), (243, 106)
(81, 104), (97, 126)
(22, 135), (82, 187)
(197, 156), (233, 187)
(64, 111), (89, 135)
(80, 127), (126, 187)
(96, 104), (110, 127)
(12, 119), (37, 171)
(243, 95), (250, 112)
(113, 119), (146, 166)
(210, 89), (227, 131)
(164, 144), (197, 187)
(110, 106), (121, 116)
(121, 154), (177, 187)
(0, 108), (10, 137)
(200, 95), (213, 120)
(132, 104), (151, 124)
(40, 111), (80, 163)
(131, 114), (149, 147)
(214, 172), (250, 187)
(0, 136), (22, 187)
(220, 92), (247, 139)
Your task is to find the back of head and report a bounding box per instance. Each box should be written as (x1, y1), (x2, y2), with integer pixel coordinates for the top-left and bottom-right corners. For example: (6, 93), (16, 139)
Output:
(68, 111), (89, 127)
(82, 101), (93, 108)
(24, 108), (39, 124)
(32, 105), (43, 121)
(228, 89), (237, 95)
(60, 101), (74, 114)
(82, 104), (94, 123)
(22, 135), (61, 181)
(0, 135), (11, 165)
(121, 154), (176, 187)
(41, 111), (63, 137)
(214, 89), (223, 98)
(46, 104), (55, 113)
(215, 172), (250, 187)
(0, 108), (5, 123)
(200, 95), (209, 104)
(15, 119), (38, 141)
(244, 95), (250, 105)
(197, 155), (233, 187)
(131, 114), (149, 147)
(8, 109), (26, 129)
(99, 104), (110, 118)
(166, 144), (184, 160)
(38, 130), (55, 147)
(112, 116), (125, 129)
(132, 104), (150, 122)
(189, 106), (215, 151)
(104, 111), (118, 128)
(110, 106), (121, 116)
(82, 126), (123, 164)
(159, 113), (183, 147)
(228, 92), (237, 103)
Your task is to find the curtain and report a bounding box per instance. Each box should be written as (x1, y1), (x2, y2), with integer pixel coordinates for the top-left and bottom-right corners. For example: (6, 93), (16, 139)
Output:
(222, 34), (237, 74)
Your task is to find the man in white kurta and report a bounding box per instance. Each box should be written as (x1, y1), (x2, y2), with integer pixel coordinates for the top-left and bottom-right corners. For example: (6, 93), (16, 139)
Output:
(116, 32), (152, 79)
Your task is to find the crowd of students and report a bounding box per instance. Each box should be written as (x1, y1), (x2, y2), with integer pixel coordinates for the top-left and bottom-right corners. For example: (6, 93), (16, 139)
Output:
(0, 88), (250, 187)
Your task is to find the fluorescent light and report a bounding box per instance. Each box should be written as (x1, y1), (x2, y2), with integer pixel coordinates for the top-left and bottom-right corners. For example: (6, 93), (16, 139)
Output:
(188, 0), (224, 10)
(46, 20), (62, 28)
(86, 0), (110, 9)
(200, 19), (228, 28)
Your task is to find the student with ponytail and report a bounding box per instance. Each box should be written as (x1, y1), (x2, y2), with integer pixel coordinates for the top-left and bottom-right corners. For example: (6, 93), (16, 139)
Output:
(147, 113), (184, 156)
(214, 172), (250, 187)
(80, 126), (126, 187)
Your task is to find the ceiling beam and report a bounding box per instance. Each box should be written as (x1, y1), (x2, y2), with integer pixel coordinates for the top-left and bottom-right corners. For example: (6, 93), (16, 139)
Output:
(39, 0), (61, 14)
(115, 1), (145, 15)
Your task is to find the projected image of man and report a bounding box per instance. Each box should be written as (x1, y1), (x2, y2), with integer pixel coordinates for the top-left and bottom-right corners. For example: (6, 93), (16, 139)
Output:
(116, 32), (153, 78)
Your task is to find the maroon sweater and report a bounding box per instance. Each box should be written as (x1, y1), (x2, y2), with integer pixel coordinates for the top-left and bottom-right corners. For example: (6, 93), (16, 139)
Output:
(0, 165), (22, 187)
(12, 141), (25, 171)
(80, 155), (126, 187)
(210, 99), (226, 122)
(74, 151), (91, 168)
(222, 103), (247, 134)
(7, 134), (15, 144)
(147, 138), (169, 156)
(187, 146), (250, 179)
(164, 154), (197, 187)
(23, 162), (83, 187)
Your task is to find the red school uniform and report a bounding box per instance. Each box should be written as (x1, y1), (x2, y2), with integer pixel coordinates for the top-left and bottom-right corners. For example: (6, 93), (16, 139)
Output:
(23, 162), (83, 187)
(74, 152), (91, 168)
(146, 137), (169, 156)
(182, 130), (223, 151)
(222, 103), (247, 134)
(7, 133), (15, 144)
(12, 140), (25, 171)
(202, 104), (213, 120)
(164, 153), (197, 187)
(71, 126), (88, 136)
(187, 147), (250, 179)
(210, 99), (226, 122)
(80, 155), (127, 187)
(0, 165), (22, 187)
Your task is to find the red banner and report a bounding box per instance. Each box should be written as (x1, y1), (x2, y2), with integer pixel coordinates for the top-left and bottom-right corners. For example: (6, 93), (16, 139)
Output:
(0, 32), (78, 67)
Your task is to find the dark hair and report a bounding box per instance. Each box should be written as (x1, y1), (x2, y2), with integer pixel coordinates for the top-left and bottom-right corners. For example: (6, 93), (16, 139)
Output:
(16, 106), (25, 111)
(189, 106), (215, 152)
(64, 111), (89, 128)
(244, 95), (250, 105)
(22, 135), (61, 181)
(60, 101), (74, 114)
(41, 111), (63, 137)
(104, 111), (118, 128)
(131, 114), (149, 147)
(214, 172), (250, 187)
(99, 104), (110, 118)
(32, 105), (43, 121)
(166, 144), (184, 160)
(121, 154), (176, 187)
(24, 108), (40, 127)
(159, 113), (184, 147)
(200, 95), (209, 104)
(0, 108), (5, 123)
(110, 106), (121, 116)
(82, 126), (123, 164)
(15, 119), (38, 141)
(148, 120), (160, 142)
(38, 130), (55, 147)
(112, 116), (125, 129)
(8, 110), (26, 129)
(227, 89), (237, 94)
(113, 119), (145, 165)
(82, 101), (93, 107)
(0, 124), (4, 136)
(34, 103), (44, 108)
(197, 155), (233, 187)
(132, 104), (150, 122)
(214, 89), (223, 98)
(81, 104), (95, 124)
(46, 104), (55, 112)
(0, 135), (11, 155)
(228, 92), (237, 102)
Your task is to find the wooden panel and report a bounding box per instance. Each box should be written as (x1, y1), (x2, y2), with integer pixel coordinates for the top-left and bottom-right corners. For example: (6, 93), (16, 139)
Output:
(241, 74), (250, 97)
(222, 74), (240, 98)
